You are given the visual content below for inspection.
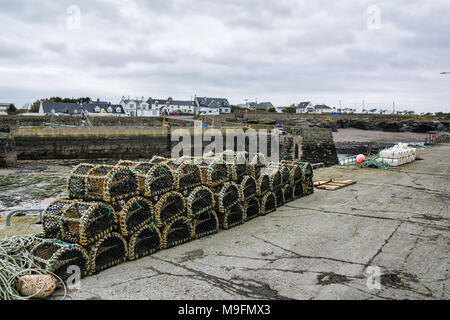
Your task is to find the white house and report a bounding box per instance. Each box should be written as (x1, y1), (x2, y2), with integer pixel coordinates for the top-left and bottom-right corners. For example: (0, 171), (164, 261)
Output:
(194, 96), (231, 114)
(120, 96), (157, 117)
(149, 98), (195, 115)
(296, 102), (333, 114)
(0, 103), (11, 115)
(295, 102), (315, 113)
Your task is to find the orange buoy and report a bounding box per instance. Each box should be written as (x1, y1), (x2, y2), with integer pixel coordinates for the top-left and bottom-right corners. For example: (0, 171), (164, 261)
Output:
(356, 154), (366, 163)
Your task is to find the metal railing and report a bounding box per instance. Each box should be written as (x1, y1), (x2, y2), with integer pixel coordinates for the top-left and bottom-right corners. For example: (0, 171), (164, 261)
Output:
(5, 209), (44, 227)
(311, 162), (325, 170)
(339, 155), (357, 166)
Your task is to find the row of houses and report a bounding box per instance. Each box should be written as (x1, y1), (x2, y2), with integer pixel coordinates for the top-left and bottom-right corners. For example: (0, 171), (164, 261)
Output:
(37, 96), (232, 117)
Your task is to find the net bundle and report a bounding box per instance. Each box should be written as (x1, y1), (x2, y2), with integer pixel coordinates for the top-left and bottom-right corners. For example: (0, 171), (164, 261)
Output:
(193, 210), (219, 239)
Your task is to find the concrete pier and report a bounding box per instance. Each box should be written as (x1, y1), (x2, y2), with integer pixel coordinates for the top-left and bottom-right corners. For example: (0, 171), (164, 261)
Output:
(63, 144), (449, 300)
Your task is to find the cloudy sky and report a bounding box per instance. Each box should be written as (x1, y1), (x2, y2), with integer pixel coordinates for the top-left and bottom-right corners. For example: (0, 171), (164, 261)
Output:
(0, 0), (449, 113)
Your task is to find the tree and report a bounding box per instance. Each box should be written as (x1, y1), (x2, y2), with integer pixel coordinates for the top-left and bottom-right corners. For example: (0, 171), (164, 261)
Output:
(268, 107), (276, 113)
(7, 104), (17, 114)
(282, 106), (296, 113)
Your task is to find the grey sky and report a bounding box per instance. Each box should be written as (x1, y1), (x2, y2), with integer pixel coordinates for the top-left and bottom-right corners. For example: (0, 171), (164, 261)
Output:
(0, 0), (449, 112)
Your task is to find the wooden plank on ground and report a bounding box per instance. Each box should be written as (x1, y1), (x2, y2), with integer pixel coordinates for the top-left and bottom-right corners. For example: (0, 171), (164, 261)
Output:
(314, 179), (356, 190)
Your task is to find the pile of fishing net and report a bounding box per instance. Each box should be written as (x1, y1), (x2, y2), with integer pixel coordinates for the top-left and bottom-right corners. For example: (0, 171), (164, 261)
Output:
(4, 151), (314, 299)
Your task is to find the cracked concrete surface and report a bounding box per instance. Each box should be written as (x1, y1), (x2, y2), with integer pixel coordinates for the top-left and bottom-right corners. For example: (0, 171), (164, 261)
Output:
(65, 145), (449, 300)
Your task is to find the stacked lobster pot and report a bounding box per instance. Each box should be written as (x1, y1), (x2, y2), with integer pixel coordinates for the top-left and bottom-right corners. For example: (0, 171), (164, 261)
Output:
(35, 152), (315, 282)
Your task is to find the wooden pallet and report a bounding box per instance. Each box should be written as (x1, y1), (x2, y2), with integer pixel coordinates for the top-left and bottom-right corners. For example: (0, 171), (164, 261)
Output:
(314, 179), (356, 190)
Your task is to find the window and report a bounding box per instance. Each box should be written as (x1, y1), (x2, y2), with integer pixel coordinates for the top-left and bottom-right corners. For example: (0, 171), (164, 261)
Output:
(129, 103), (135, 109)
(74, 109), (78, 114)
(107, 107), (113, 113)
(116, 107), (122, 113)
(95, 106), (100, 112)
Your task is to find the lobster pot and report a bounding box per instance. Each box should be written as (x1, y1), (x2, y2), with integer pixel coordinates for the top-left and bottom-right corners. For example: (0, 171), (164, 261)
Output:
(121, 161), (154, 195)
(193, 210), (219, 239)
(176, 161), (203, 191)
(59, 201), (118, 246)
(267, 166), (282, 191)
(154, 191), (186, 228)
(84, 165), (139, 202)
(220, 151), (247, 181)
(199, 158), (230, 188)
(247, 153), (267, 179)
(305, 177), (314, 195)
(256, 174), (270, 197)
(280, 165), (291, 186)
(274, 188), (285, 207)
(244, 197), (260, 222)
(296, 162), (314, 180)
(127, 224), (161, 260)
(259, 192), (277, 215)
(149, 155), (168, 164)
(185, 186), (215, 219)
(68, 163), (96, 200)
(161, 216), (194, 249)
(116, 197), (155, 237)
(31, 240), (90, 281)
(293, 181), (305, 199)
(89, 232), (127, 274)
(42, 198), (73, 239)
(218, 204), (245, 230)
(281, 162), (303, 185)
(238, 175), (257, 203)
(214, 182), (239, 213)
(144, 163), (177, 197)
(282, 185), (294, 203)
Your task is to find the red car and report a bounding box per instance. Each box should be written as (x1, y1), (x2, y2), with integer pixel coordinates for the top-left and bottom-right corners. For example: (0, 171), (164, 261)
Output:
(169, 111), (178, 115)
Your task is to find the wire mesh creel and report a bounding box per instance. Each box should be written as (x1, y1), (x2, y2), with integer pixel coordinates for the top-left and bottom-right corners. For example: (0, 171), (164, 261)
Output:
(43, 198), (118, 246)
(185, 185), (215, 219)
(193, 210), (219, 239)
(31, 239), (90, 281)
(114, 196), (155, 237)
(68, 164), (139, 202)
(127, 224), (161, 260)
(154, 191), (187, 228)
(89, 232), (128, 274)
(161, 216), (194, 249)
(243, 197), (260, 222)
(238, 175), (257, 203)
(218, 203), (246, 230)
(214, 181), (240, 213)
(259, 192), (277, 215)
